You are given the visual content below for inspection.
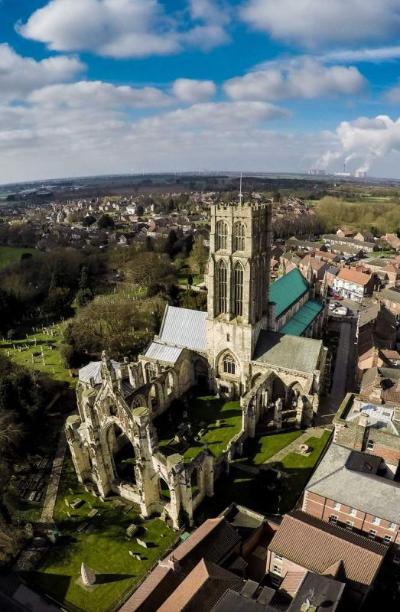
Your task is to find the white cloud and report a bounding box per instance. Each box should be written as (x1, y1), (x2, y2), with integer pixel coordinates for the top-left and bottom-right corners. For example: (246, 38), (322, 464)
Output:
(172, 79), (216, 103)
(18, 0), (229, 58)
(241, 0), (400, 48)
(0, 43), (84, 100)
(224, 58), (366, 101)
(0, 94), (293, 182)
(317, 115), (400, 175)
(321, 46), (400, 63)
(28, 81), (171, 109)
(384, 86), (400, 104)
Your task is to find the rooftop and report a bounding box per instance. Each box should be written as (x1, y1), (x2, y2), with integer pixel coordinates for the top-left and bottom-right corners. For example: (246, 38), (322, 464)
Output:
(270, 269), (309, 318)
(306, 443), (400, 524)
(253, 331), (322, 373)
(158, 305), (207, 352)
(269, 510), (387, 587)
(144, 341), (183, 364)
(280, 299), (323, 337)
(287, 572), (345, 612)
(79, 359), (120, 385)
(337, 267), (372, 286)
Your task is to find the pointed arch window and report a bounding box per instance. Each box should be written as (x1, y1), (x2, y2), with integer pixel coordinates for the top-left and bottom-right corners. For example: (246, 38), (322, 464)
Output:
(234, 262), (244, 316)
(223, 354), (236, 375)
(217, 260), (228, 314)
(216, 221), (228, 250)
(233, 222), (245, 251)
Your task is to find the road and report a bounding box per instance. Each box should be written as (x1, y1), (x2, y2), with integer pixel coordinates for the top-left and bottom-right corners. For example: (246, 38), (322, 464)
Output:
(317, 319), (357, 425)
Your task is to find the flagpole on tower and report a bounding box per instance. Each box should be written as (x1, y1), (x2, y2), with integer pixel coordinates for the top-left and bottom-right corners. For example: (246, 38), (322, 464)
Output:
(239, 172), (243, 204)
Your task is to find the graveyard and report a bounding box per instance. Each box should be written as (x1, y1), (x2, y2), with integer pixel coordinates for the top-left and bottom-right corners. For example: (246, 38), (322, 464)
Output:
(23, 458), (177, 612)
(0, 322), (74, 386)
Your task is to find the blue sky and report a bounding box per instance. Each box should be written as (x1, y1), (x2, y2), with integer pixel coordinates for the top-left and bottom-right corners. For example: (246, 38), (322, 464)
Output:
(2, 0), (400, 182)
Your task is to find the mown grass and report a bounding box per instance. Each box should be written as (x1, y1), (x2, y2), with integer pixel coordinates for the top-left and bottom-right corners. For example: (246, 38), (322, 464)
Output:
(0, 246), (37, 269)
(0, 322), (74, 386)
(244, 429), (304, 465)
(156, 394), (243, 463)
(24, 458), (177, 612)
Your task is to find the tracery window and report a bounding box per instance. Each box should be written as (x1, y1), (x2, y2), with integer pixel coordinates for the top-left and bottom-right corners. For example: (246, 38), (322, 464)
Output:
(233, 222), (245, 251)
(234, 262), (244, 316)
(217, 260), (228, 314)
(223, 354), (236, 375)
(216, 221), (228, 250)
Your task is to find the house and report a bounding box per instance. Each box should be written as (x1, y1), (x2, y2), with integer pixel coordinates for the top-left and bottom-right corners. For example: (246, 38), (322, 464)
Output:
(267, 510), (387, 606)
(332, 268), (375, 302)
(378, 287), (400, 315)
(302, 443), (400, 555)
(323, 234), (375, 255)
(364, 258), (400, 287)
(354, 231), (374, 243)
(299, 254), (329, 282)
(336, 228), (355, 238)
(333, 381), (400, 473)
(120, 517), (242, 612)
(381, 233), (400, 251)
(357, 304), (398, 374)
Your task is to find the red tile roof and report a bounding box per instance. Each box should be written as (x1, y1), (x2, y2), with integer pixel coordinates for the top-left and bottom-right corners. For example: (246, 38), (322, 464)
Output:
(337, 268), (372, 286)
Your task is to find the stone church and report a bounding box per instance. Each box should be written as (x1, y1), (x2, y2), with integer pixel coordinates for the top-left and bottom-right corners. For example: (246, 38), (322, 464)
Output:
(66, 199), (328, 528)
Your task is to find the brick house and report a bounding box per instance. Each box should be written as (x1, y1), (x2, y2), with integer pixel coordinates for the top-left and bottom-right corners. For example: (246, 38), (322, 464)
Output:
(266, 510), (387, 607)
(378, 287), (400, 316)
(302, 444), (400, 558)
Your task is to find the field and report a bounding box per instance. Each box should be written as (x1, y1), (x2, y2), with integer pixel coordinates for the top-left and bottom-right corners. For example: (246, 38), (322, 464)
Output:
(24, 458), (177, 612)
(0, 322), (74, 386)
(0, 246), (37, 269)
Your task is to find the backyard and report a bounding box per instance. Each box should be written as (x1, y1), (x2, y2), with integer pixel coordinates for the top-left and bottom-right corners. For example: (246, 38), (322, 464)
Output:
(156, 393), (243, 462)
(23, 458), (177, 612)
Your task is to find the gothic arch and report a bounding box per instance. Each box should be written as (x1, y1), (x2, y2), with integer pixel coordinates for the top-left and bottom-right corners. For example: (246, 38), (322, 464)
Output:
(159, 476), (171, 502)
(217, 259), (228, 314)
(144, 361), (157, 383)
(148, 381), (164, 411)
(216, 220), (228, 250)
(101, 418), (137, 485)
(216, 349), (240, 378)
(233, 261), (244, 317)
(233, 221), (246, 251)
(286, 381), (303, 407)
(131, 394), (147, 409)
(271, 375), (286, 400)
(164, 370), (177, 398)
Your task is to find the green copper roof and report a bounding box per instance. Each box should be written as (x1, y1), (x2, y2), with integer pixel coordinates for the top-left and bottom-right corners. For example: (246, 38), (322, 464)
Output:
(270, 268), (309, 318)
(280, 299), (323, 337)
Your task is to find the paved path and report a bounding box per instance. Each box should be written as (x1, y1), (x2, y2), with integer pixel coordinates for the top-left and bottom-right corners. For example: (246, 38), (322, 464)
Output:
(262, 427), (326, 465)
(317, 320), (356, 425)
(40, 429), (67, 524)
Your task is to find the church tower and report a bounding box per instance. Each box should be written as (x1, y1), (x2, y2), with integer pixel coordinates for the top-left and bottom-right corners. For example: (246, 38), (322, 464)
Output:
(206, 199), (272, 397)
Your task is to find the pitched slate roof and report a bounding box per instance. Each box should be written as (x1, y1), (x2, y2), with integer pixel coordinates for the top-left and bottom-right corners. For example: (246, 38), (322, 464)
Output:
(280, 299), (323, 337)
(269, 511), (387, 587)
(306, 443), (400, 524)
(158, 305), (207, 352)
(79, 360), (120, 384)
(253, 331), (322, 373)
(270, 269), (309, 318)
(144, 341), (183, 364)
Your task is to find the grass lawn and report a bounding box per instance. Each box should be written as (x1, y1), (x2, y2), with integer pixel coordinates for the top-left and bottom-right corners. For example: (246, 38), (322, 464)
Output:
(23, 458), (177, 612)
(0, 246), (37, 269)
(156, 394), (243, 463)
(244, 430), (304, 465)
(278, 431), (332, 511)
(196, 429), (331, 520)
(0, 322), (74, 386)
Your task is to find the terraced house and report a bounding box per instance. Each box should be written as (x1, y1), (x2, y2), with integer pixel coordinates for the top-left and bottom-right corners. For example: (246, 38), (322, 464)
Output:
(66, 199), (328, 528)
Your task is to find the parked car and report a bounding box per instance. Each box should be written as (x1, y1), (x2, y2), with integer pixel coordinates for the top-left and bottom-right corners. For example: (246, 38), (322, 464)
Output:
(333, 306), (348, 316)
(332, 293), (344, 300)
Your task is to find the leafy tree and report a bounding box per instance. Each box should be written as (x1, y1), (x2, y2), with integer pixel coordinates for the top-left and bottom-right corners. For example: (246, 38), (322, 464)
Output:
(82, 214), (96, 227)
(97, 214), (115, 229)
